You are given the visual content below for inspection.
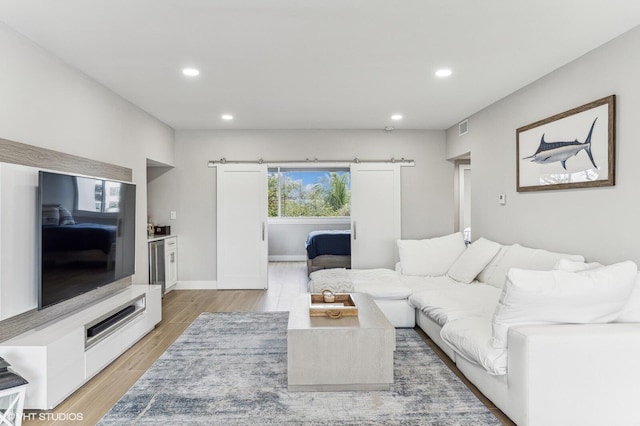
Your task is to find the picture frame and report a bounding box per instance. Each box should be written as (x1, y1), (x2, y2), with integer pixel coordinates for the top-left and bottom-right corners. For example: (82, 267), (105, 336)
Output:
(516, 95), (615, 192)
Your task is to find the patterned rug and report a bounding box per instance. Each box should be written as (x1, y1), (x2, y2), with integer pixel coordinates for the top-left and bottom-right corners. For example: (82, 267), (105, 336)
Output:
(99, 312), (500, 425)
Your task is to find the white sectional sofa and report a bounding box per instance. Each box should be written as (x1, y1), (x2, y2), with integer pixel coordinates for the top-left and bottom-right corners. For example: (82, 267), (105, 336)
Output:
(308, 233), (640, 426)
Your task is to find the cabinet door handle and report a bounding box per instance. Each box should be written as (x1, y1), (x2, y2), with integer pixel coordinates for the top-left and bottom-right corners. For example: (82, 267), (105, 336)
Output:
(262, 222), (265, 241)
(353, 221), (357, 240)
(154, 248), (160, 282)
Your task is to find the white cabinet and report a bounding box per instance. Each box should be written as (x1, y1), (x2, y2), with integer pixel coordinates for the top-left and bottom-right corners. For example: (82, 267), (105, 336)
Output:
(164, 236), (178, 290)
(350, 163), (401, 269)
(0, 285), (161, 409)
(149, 235), (178, 293)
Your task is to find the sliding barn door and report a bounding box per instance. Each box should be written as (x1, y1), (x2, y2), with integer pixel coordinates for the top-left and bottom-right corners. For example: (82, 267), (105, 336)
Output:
(216, 164), (268, 289)
(350, 163), (401, 269)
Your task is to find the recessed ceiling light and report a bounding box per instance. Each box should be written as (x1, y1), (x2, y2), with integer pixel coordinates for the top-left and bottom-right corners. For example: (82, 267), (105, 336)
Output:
(435, 68), (452, 78)
(221, 114), (233, 121)
(182, 68), (200, 77)
(391, 114), (403, 121)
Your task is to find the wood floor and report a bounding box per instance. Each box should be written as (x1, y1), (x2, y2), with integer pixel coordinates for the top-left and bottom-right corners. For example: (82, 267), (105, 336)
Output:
(24, 262), (513, 425)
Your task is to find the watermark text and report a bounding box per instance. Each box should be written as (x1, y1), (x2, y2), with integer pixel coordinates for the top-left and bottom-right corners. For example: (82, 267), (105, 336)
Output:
(23, 412), (84, 422)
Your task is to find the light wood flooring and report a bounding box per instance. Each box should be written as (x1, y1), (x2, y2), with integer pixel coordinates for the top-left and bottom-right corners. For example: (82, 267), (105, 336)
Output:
(24, 262), (513, 425)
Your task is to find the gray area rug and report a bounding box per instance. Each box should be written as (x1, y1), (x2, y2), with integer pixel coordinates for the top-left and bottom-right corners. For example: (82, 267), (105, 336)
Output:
(99, 312), (500, 425)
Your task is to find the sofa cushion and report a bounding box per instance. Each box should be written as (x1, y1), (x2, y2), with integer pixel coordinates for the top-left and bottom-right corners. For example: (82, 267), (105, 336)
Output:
(491, 261), (638, 349)
(440, 316), (507, 375)
(554, 261), (640, 323)
(554, 259), (603, 272)
(400, 274), (462, 294)
(351, 269), (412, 300)
(353, 281), (411, 300)
(397, 232), (466, 276)
(616, 273), (640, 323)
(409, 283), (502, 326)
(447, 238), (501, 284)
(476, 244), (508, 284)
(478, 243), (585, 290)
(309, 268), (411, 300)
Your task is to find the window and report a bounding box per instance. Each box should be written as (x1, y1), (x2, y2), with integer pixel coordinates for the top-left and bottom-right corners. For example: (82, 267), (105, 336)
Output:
(268, 168), (350, 217)
(76, 178), (123, 213)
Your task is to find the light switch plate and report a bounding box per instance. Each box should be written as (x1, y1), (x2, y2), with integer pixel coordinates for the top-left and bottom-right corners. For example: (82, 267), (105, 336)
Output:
(498, 194), (506, 205)
(170, 211), (177, 220)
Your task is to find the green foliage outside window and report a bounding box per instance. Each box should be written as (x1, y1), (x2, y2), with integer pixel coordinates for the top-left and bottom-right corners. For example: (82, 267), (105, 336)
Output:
(268, 170), (350, 217)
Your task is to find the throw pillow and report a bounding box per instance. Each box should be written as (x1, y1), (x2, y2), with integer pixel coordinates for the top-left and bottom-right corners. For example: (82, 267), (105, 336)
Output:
(553, 261), (640, 323)
(491, 261), (638, 349)
(447, 238), (501, 283)
(554, 259), (603, 272)
(480, 243), (585, 290)
(42, 205), (60, 226)
(58, 206), (76, 225)
(397, 232), (466, 276)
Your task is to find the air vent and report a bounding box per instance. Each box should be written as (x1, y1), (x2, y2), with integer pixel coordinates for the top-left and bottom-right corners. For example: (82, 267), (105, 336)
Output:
(458, 119), (469, 136)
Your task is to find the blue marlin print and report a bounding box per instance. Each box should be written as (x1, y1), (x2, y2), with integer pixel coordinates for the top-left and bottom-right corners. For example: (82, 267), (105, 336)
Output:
(523, 118), (598, 170)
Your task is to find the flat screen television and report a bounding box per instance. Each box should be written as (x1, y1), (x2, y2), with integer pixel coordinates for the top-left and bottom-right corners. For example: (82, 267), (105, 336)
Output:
(37, 171), (136, 310)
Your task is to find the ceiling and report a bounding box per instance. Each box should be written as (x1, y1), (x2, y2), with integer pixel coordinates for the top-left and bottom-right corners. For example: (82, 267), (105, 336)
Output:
(2, 1), (640, 131)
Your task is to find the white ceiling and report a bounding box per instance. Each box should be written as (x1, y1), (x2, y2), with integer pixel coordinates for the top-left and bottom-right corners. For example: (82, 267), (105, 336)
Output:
(2, 1), (640, 131)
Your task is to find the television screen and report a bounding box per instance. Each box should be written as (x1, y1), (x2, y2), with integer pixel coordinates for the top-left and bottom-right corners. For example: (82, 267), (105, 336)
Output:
(37, 171), (136, 310)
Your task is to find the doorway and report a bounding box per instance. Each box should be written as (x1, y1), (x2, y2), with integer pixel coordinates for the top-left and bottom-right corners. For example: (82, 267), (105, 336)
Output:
(456, 161), (471, 244)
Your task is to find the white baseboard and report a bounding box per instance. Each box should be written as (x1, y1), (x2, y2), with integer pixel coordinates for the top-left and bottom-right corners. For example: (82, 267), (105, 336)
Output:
(173, 280), (218, 290)
(269, 255), (307, 262)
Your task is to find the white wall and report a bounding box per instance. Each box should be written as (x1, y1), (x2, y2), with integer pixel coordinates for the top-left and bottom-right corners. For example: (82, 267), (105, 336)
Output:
(147, 165), (177, 230)
(446, 25), (640, 265)
(0, 23), (175, 285)
(171, 130), (453, 282)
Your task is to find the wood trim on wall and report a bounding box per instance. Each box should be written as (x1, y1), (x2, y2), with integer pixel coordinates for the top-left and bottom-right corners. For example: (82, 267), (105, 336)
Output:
(0, 137), (133, 342)
(0, 137), (131, 181)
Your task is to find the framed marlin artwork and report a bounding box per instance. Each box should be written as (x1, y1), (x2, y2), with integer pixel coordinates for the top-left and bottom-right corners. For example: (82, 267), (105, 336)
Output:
(516, 95), (615, 192)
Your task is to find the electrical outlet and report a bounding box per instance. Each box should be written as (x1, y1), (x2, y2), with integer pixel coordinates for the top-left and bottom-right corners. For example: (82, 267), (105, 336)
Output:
(170, 211), (177, 220)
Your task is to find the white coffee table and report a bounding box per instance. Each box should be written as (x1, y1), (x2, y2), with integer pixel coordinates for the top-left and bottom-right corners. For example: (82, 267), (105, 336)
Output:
(287, 292), (395, 391)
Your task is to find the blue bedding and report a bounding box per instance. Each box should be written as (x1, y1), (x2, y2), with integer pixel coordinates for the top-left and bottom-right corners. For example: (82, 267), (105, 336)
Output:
(42, 223), (117, 254)
(305, 230), (351, 259)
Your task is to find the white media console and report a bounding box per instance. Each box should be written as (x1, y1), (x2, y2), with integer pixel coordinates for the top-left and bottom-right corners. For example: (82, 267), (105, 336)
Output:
(0, 285), (161, 409)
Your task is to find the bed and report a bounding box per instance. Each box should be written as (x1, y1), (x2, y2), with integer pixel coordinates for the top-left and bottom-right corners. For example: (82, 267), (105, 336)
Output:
(305, 230), (351, 275)
(42, 223), (117, 267)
